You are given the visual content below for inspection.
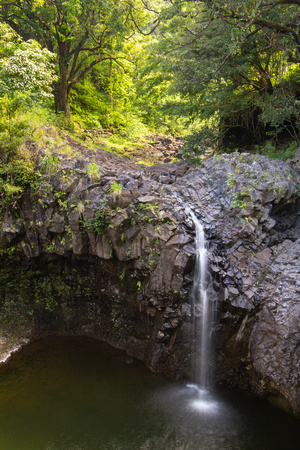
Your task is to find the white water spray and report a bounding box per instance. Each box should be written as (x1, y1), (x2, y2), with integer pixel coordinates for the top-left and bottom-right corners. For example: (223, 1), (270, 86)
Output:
(188, 209), (215, 389)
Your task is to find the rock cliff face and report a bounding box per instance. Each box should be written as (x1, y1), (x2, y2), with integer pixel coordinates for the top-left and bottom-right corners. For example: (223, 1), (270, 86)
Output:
(167, 153), (300, 416)
(0, 147), (299, 417)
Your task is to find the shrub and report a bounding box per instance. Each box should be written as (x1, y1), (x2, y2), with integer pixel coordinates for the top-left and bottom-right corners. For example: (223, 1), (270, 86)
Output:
(181, 127), (219, 165)
(87, 163), (101, 182)
(108, 181), (123, 197)
(39, 153), (59, 175)
(82, 209), (110, 235)
(256, 140), (298, 161)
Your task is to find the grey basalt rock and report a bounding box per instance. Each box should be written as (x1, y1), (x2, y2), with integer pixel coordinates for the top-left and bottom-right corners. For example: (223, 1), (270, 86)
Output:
(0, 150), (299, 416)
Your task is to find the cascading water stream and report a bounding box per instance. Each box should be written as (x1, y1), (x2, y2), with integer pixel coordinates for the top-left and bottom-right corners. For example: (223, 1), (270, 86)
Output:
(188, 209), (216, 390)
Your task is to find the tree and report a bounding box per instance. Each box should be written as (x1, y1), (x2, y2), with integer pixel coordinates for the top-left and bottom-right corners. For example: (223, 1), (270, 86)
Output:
(157, 0), (300, 90)
(203, 0), (300, 63)
(0, 0), (148, 117)
(144, 1), (300, 148)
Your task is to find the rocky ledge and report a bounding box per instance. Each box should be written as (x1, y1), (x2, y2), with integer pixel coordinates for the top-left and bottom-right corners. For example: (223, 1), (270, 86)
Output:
(0, 147), (299, 417)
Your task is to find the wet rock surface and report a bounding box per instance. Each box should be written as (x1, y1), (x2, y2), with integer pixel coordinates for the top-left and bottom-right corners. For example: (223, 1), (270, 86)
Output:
(0, 147), (299, 417)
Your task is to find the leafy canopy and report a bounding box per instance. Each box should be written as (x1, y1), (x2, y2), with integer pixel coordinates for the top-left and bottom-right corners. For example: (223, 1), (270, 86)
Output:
(0, 0), (150, 115)
(141, 0), (300, 157)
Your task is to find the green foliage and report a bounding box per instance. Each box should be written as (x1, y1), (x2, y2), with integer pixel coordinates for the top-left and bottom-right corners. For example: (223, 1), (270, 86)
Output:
(181, 126), (219, 165)
(226, 172), (249, 209)
(71, 62), (151, 136)
(0, 245), (15, 256)
(143, 1), (300, 150)
(0, 0), (299, 165)
(39, 154), (59, 175)
(256, 140), (298, 161)
(70, 78), (108, 129)
(0, 93), (29, 160)
(51, 112), (76, 133)
(0, 94), (42, 206)
(108, 181), (123, 196)
(91, 210), (110, 235)
(255, 83), (300, 144)
(134, 202), (159, 222)
(86, 163), (102, 182)
(83, 209), (110, 235)
(135, 62), (187, 134)
(0, 26), (56, 98)
(0, 0), (149, 116)
(135, 202), (158, 214)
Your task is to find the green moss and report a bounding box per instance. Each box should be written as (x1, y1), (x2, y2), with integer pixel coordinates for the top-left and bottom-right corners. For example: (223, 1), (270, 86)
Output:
(0, 259), (73, 326)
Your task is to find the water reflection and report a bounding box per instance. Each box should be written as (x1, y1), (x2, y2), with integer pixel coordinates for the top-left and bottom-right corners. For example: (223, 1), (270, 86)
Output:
(0, 337), (299, 450)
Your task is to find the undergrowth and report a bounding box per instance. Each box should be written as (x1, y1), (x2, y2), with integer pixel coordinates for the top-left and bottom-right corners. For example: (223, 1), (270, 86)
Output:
(1, 92), (297, 213)
(255, 140), (298, 161)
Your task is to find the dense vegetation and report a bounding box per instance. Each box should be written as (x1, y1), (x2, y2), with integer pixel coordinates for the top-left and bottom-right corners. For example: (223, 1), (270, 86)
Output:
(0, 0), (299, 202)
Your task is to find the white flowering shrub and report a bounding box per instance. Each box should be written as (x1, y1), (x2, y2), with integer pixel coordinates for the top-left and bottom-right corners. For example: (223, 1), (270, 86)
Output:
(0, 37), (56, 98)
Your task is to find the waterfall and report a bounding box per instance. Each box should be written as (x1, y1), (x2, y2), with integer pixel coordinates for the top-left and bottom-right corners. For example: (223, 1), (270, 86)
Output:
(189, 209), (215, 389)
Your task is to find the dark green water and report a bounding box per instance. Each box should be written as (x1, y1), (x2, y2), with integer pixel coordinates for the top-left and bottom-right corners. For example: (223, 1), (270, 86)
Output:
(0, 337), (299, 450)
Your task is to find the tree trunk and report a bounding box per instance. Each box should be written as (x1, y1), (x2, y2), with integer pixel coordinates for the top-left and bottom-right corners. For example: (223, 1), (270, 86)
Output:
(54, 84), (70, 118)
(54, 57), (71, 118)
(54, 92), (70, 118)
(109, 59), (114, 111)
